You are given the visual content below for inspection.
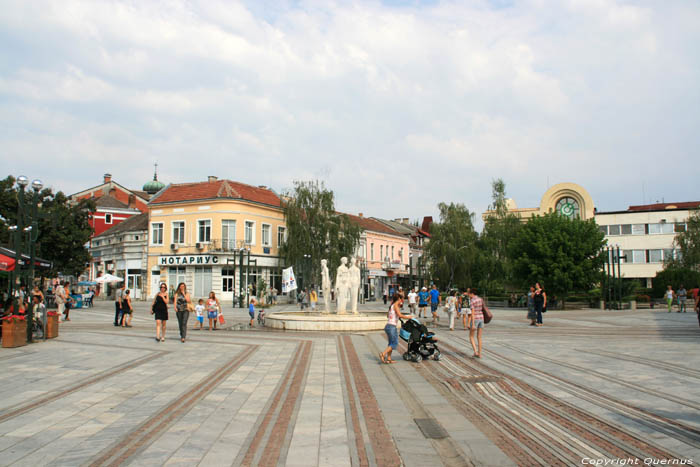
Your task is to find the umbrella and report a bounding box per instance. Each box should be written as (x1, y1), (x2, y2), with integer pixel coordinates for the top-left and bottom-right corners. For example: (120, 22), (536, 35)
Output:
(96, 274), (124, 283)
(78, 281), (97, 286)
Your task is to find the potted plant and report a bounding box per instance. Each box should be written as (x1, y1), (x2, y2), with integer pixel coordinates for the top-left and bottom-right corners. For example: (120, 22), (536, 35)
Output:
(2, 314), (28, 348)
(45, 311), (59, 339)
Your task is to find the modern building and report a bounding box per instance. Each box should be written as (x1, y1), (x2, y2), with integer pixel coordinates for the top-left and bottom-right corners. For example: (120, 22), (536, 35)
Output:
(146, 177), (285, 303)
(346, 213), (410, 300)
(90, 213), (149, 299)
(488, 182), (699, 286)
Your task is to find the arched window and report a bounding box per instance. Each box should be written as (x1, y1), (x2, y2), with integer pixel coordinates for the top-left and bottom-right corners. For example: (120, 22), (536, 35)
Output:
(556, 197), (580, 219)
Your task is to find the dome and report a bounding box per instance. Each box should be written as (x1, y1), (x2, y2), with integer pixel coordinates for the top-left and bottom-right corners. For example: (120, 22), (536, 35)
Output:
(143, 163), (165, 195)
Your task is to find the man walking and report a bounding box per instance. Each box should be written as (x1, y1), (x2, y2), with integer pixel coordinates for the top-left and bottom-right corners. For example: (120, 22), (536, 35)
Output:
(407, 287), (418, 316)
(114, 283), (125, 326)
(678, 285), (687, 313)
(418, 287), (429, 318)
(468, 289), (486, 358)
(429, 284), (441, 325)
(55, 281), (66, 322)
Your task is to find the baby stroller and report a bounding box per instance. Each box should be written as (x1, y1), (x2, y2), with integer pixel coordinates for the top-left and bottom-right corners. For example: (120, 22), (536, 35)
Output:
(399, 318), (441, 362)
(257, 307), (266, 326)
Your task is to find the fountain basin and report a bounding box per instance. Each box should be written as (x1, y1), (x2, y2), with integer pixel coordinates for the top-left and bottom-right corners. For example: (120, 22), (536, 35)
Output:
(265, 311), (387, 331)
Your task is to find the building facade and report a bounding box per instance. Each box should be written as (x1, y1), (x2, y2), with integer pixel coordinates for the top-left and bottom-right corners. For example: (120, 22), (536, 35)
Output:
(146, 177), (285, 303)
(373, 217), (431, 289)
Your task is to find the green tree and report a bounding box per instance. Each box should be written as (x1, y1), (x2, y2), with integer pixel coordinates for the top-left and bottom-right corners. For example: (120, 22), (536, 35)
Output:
(425, 202), (479, 289)
(509, 211), (606, 305)
(280, 180), (362, 286)
(479, 179), (522, 293)
(671, 209), (700, 270)
(0, 176), (94, 278)
(652, 266), (700, 299)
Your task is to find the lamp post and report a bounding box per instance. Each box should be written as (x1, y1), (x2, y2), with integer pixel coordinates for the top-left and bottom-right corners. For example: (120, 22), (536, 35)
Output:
(11, 176), (43, 342)
(302, 254), (311, 291)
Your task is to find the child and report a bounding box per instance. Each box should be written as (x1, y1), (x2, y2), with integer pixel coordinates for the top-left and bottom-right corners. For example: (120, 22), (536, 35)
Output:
(249, 297), (256, 327)
(194, 299), (205, 330)
(207, 293), (219, 331)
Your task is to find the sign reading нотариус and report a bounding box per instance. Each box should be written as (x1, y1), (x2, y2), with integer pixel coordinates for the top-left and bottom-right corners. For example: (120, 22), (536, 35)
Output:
(159, 255), (221, 266)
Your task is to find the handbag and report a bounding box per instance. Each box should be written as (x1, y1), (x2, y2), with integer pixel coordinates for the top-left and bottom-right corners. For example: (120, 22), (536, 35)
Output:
(187, 302), (195, 313)
(483, 305), (493, 324)
(218, 312), (225, 325)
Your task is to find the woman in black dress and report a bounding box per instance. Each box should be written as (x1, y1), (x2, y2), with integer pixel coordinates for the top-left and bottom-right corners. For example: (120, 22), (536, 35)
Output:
(152, 282), (169, 342)
(533, 282), (547, 327)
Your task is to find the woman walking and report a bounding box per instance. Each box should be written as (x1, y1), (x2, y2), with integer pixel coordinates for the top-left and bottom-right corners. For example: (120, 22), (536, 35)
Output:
(206, 291), (221, 331)
(446, 290), (458, 331)
(175, 283), (192, 343)
(527, 286), (536, 326)
(122, 289), (133, 327)
(379, 293), (412, 364)
(151, 283), (169, 342)
(533, 282), (546, 327)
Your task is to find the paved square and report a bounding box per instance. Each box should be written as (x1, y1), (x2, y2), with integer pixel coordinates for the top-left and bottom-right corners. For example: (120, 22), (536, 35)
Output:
(1, 302), (698, 466)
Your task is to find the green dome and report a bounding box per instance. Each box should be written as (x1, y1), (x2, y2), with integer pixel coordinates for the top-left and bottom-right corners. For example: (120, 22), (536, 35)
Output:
(143, 175), (165, 195)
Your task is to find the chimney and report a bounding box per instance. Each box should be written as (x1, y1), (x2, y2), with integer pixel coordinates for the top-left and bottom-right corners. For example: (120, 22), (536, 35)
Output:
(208, 176), (218, 183)
(358, 213), (363, 218)
(128, 194), (136, 208)
(258, 185), (267, 189)
(103, 173), (112, 183)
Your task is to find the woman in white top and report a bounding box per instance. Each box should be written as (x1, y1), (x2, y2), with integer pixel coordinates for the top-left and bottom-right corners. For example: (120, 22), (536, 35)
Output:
(446, 290), (458, 331)
(379, 293), (412, 364)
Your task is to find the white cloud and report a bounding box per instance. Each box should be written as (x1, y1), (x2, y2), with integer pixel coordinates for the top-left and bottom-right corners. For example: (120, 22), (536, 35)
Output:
(0, 0), (698, 225)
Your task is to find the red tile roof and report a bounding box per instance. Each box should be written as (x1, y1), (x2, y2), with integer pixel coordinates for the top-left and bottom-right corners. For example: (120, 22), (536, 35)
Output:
(150, 180), (281, 207)
(627, 201), (700, 212)
(344, 213), (403, 236)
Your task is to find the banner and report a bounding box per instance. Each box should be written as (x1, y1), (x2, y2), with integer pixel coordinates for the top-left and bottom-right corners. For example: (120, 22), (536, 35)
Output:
(282, 267), (297, 294)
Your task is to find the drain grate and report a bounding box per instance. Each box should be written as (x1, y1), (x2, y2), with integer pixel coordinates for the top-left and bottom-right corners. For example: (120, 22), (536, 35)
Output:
(414, 418), (449, 439)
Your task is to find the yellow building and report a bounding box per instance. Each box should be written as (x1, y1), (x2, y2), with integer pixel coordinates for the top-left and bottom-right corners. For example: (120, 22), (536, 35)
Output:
(146, 177), (286, 302)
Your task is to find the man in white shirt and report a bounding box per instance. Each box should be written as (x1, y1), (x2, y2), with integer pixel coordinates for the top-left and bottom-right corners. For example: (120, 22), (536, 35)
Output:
(54, 281), (66, 322)
(407, 287), (418, 315)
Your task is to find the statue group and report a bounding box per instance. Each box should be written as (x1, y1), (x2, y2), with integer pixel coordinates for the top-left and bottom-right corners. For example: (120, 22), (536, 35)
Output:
(320, 256), (361, 314)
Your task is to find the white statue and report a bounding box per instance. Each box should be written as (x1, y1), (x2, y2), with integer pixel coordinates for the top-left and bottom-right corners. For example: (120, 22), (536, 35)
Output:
(349, 256), (361, 314)
(321, 259), (331, 313)
(335, 257), (350, 314)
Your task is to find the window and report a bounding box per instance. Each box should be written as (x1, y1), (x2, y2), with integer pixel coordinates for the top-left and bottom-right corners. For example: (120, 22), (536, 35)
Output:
(649, 249), (663, 263)
(222, 220), (236, 250)
(675, 223), (686, 233)
(194, 267), (212, 298)
(222, 268), (235, 292)
(105, 213), (112, 224)
(391, 246), (394, 260)
(380, 245), (384, 261)
(134, 235), (140, 241)
(168, 266), (186, 288)
(198, 220), (211, 243)
(620, 224), (632, 235)
(262, 224), (271, 246)
(599, 225), (608, 235)
(608, 225), (621, 236)
(648, 223), (661, 234)
(632, 250), (646, 264)
(660, 223), (674, 234)
(370, 243), (374, 260)
(172, 221), (185, 244)
(245, 221), (255, 245)
(663, 249), (675, 262)
(555, 197), (580, 219)
(622, 250), (632, 263)
(632, 224), (645, 235)
(151, 223), (164, 245)
(277, 227), (286, 247)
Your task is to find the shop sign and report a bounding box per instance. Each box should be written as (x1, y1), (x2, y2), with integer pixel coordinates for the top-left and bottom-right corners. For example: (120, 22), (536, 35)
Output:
(159, 255), (220, 266)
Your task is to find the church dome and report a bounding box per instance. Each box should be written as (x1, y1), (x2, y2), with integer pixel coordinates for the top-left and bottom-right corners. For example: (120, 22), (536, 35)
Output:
(143, 164), (165, 195)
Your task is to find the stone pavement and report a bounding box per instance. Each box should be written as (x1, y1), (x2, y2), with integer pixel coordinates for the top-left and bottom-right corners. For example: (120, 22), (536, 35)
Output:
(0, 301), (698, 466)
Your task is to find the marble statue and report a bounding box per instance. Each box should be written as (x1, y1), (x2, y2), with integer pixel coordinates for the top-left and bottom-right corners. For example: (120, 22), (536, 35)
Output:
(349, 256), (361, 314)
(321, 259), (331, 313)
(335, 257), (350, 314)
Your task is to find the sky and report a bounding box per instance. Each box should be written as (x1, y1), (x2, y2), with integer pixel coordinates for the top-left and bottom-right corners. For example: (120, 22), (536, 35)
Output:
(1, 0), (699, 229)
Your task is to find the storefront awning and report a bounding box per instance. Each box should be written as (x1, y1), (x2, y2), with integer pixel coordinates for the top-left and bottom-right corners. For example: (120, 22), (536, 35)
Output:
(0, 247), (53, 269)
(0, 253), (15, 272)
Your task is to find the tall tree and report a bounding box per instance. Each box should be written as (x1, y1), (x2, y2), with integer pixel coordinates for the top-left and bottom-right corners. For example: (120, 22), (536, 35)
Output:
(479, 179), (522, 292)
(671, 209), (700, 270)
(281, 180), (362, 286)
(425, 202), (479, 289)
(509, 211), (606, 304)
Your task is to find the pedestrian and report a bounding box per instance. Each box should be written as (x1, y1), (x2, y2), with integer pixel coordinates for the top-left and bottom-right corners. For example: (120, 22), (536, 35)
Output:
(418, 286), (429, 318)
(527, 286), (536, 326)
(677, 285), (687, 313)
(194, 299), (205, 330)
(429, 284), (441, 325)
(249, 297), (257, 327)
(460, 289), (471, 330)
(310, 287), (318, 311)
(174, 282), (192, 343)
(407, 287), (418, 316)
(151, 282), (168, 342)
(55, 281), (66, 322)
(665, 285), (675, 313)
(122, 290), (133, 327)
(533, 282), (546, 327)
(302, 288), (310, 310)
(383, 285), (388, 305)
(298, 289), (306, 310)
(168, 284), (175, 302)
(31, 284), (44, 304)
(379, 293), (412, 364)
(468, 289), (487, 358)
(63, 282), (75, 321)
(446, 289), (457, 331)
(114, 282), (125, 326)
(206, 291), (220, 331)
(695, 292), (700, 328)
(398, 286), (404, 309)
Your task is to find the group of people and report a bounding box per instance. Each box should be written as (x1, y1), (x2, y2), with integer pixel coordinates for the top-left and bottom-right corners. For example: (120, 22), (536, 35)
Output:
(380, 286), (489, 362)
(664, 285), (700, 313)
(526, 283), (547, 326)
